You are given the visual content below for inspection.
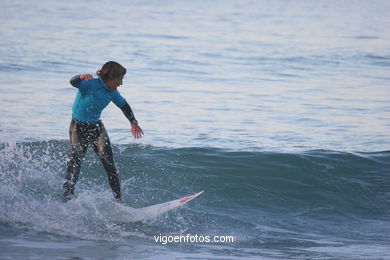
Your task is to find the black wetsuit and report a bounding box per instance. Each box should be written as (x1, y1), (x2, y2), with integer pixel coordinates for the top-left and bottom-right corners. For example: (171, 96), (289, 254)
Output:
(63, 75), (137, 201)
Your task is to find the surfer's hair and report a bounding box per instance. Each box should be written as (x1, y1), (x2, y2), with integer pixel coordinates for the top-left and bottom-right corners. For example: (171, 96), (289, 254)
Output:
(97, 61), (126, 81)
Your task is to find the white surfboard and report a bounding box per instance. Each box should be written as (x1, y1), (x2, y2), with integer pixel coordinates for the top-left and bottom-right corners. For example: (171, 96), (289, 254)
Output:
(115, 191), (204, 222)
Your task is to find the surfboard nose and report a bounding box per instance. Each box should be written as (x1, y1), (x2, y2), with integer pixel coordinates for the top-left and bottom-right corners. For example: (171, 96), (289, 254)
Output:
(180, 191), (204, 203)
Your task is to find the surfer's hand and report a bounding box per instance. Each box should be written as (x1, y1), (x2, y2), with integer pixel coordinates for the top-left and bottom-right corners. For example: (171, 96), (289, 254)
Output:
(131, 123), (144, 139)
(80, 74), (93, 81)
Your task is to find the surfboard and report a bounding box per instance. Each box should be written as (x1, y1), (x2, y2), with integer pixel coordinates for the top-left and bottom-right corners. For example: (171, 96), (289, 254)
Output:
(115, 191), (204, 222)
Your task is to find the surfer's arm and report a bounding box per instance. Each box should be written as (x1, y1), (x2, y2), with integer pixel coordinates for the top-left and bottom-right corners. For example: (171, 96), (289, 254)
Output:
(69, 75), (82, 87)
(120, 102), (137, 124)
(120, 102), (144, 139)
(111, 92), (137, 124)
(110, 91), (143, 138)
(69, 74), (93, 89)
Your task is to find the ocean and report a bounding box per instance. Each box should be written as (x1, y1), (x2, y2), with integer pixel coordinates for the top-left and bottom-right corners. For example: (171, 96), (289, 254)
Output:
(1, 0), (389, 259)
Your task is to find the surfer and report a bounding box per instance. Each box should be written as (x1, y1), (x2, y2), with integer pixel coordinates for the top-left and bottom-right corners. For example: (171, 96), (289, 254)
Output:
(63, 61), (143, 204)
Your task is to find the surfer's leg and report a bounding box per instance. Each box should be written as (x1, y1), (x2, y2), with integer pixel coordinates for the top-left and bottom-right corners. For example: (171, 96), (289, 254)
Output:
(63, 119), (88, 200)
(93, 122), (121, 200)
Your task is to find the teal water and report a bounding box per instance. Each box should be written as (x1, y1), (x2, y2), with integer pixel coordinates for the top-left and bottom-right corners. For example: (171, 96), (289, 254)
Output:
(0, 141), (389, 259)
(1, 0), (390, 259)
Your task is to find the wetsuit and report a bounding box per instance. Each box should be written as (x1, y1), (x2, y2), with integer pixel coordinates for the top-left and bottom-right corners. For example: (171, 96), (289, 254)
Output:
(63, 75), (137, 201)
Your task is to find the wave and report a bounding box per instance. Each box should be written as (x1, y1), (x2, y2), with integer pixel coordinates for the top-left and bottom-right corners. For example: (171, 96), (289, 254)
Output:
(0, 140), (389, 243)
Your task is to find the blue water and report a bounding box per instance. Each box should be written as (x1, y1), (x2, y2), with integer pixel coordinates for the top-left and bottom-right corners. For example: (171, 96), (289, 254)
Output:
(1, 0), (390, 259)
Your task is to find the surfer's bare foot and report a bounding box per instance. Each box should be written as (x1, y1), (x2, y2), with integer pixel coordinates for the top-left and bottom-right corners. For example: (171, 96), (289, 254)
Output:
(116, 198), (124, 204)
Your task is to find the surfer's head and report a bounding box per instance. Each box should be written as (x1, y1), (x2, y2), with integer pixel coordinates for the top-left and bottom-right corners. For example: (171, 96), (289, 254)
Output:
(97, 61), (127, 91)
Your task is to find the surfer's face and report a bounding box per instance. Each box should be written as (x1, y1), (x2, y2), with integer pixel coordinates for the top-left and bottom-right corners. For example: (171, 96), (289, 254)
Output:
(106, 76), (123, 91)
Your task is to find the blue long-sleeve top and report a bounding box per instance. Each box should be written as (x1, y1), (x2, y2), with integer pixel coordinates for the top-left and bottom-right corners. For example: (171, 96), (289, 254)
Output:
(70, 75), (136, 124)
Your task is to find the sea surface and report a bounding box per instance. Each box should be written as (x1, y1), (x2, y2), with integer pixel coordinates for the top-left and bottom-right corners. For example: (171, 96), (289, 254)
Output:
(1, 0), (389, 259)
